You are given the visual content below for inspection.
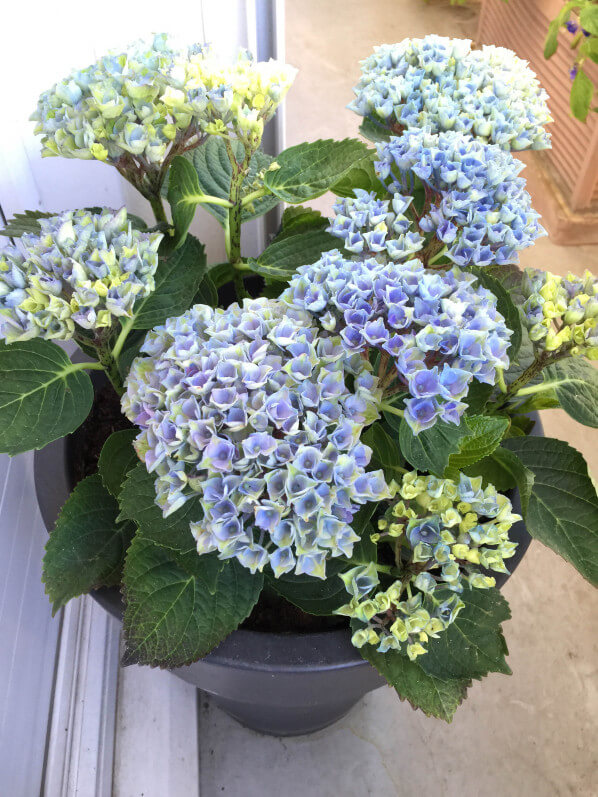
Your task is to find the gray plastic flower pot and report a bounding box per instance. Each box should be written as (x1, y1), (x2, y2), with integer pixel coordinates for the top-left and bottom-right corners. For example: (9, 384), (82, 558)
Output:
(34, 404), (540, 737)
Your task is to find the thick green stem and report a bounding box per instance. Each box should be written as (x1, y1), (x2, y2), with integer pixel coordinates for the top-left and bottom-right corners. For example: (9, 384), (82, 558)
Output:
(379, 402), (404, 418)
(224, 138), (254, 301)
(111, 316), (135, 362)
(185, 193), (234, 208)
(489, 349), (568, 413)
(149, 194), (169, 227)
(240, 187), (271, 208)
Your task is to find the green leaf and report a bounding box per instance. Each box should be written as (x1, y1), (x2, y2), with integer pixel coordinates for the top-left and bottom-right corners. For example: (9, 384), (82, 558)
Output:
(463, 445), (534, 506)
(207, 261), (236, 289)
(350, 502), (378, 563)
(43, 475), (135, 614)
(276, 205), (329, 239)
(358, 117), (392, 144)
(541, 358), (598, 428)
(173, 138), (278, 228)
(448, 414), (510, 470)
(98, 429), (139, 498)
(331, 152), (386, 199)
(117, 462), (200, 554)
(464, 381), (494, 415)
(419, 586), (512, 681)
(399, 417), (471, 477)
(469, 266), (522, 360)
(267, 559), (348, 616)
(0, 210), (54, 237)
(264, 138), (371, 203)
(166, 155), (203, 247)
(194, 272), (218, 307)
(248, 227), (340, 282)
(571, 68), (594, 122)
(122, 534), (263, 667)
(130, 235), (206, 330)
(580, 6), (598, 36)
(544, 18), (560, 59)
(362, 423), (405, 481)
(0, 339), (93, 455)
(581, 36), (598, 64)
(503, 437), (598, 586)
(358, 642), (470, 722)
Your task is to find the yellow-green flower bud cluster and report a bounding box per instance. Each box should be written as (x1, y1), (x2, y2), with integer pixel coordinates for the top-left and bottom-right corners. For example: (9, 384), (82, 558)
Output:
(31, 34), (296, 170)
(0, 208), (161, 343)
(336, 470), (520, 659)
(522, 268), (598, 359)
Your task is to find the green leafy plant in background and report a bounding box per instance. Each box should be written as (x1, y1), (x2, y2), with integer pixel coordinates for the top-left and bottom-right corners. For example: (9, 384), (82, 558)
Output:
(0, 32), (596, 724)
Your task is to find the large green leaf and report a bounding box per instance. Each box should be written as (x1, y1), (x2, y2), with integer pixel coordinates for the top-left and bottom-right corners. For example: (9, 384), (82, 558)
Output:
(129, 235), (206, 330)
(264, 138), (371, 203)
(122, 534), (262, 667)
(469, 266), (522, 360)
(580, 6), (598, 36)
(117, 462), (201, 554)
(419, 587), (512, 681)
(42, 475), (135, 614)
(98, 429), (139, 498)
(399, 416), (471, 477)
(358, 641), (470, 722)
(171, 138), (279, 228)
(0, 339), (93, 455)
(447, 414), (510, 470)
(362, 423), (405, 482)
(540, 359), (598, 428)
(248, 228), (340, 282)
(358, 117), (392, 144)
(276, 205), (329, 239)
(503, 437), (598, 586)
(267, 559), (347, 616)
(350, 502), (378, 563)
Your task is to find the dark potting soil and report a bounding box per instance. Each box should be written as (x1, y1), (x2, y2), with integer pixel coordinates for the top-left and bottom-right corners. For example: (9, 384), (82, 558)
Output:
(69, 382), (347, 635)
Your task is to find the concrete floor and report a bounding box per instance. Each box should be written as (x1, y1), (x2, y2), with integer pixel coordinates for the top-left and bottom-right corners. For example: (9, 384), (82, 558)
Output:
(196, 3), (598, 796)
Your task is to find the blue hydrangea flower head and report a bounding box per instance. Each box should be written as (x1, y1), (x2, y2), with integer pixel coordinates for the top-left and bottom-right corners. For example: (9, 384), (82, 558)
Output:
(282, 251), (512, 433)
(0, 208), (162, 343)
(122, 299), (390, 579)
(350, 36), (552, 150)
(375, 129), (546, 267)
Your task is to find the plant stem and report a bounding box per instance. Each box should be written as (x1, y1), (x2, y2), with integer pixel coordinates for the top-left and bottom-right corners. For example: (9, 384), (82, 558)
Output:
(71, 361), (105, 372)
(428, 245), (448, 265)
(224, 138), (253, 301)
(515, 382), (555, 398)
(185, 193), (234, 208)
(240, 187), (271, 208)
(379, 402), (404, 418)
(111, 316), (135, 362)
(489, 349), (567, 412)
(149, 194), (169, 226)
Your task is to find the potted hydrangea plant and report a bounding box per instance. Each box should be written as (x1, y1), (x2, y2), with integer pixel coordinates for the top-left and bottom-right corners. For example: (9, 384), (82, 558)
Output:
(3, 34), (597, 736)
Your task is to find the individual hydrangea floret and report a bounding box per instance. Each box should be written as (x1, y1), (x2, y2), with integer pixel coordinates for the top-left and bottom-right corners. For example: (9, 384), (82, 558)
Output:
(0, 208), (161, 343)
(376, 129), (546, 267)
(31, 34), (296, 182)
(282, 251), (512, 433)
(336, 471), (520, 659)
(350, 36), (552, 150)
(522, 268), (598, 358)
(122, 299), (389, 579)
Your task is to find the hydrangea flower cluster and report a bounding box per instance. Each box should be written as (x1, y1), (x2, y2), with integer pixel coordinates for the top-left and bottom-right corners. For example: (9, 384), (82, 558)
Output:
(522, 268), (598, 358)
(376, 129), (546, 267)
(336, 471), (521, 659)
(0, 208), (161, 343)
(122, 299), (389, 579)
(327, 189), (424, 262)
(349, 36), (552, 150)
(31, 33), (296, 170)
(282, 252), (512, 433)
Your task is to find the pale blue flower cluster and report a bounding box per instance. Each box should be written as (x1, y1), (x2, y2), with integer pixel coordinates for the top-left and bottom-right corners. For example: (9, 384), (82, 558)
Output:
(376, 129), (546, 267)
(282, 252), (511, 433)
(0, 208), (161, 343)
(350, 36), (552, 150)
(122, 299), (389, 578)
(328, 190), (424, 262)
(31, 34), (296, 166)
(337, 471), (520, 659)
